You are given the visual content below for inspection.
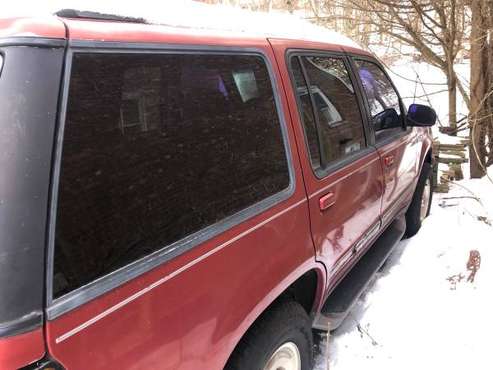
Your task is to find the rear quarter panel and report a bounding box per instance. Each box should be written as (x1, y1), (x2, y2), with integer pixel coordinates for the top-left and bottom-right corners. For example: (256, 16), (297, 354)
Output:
(47, 200), (317, 370)
(0, 329), (44, 369)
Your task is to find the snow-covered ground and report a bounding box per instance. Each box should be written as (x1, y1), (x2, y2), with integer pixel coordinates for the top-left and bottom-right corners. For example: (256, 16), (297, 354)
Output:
(310, 62), (491, 366)
(312, 55), (493, 369)
(314, 165), (493, 370)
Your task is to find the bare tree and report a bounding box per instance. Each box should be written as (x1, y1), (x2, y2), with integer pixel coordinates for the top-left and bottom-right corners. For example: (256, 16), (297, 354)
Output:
(468, 0), (493, 178)
(323, 0), (469, 133)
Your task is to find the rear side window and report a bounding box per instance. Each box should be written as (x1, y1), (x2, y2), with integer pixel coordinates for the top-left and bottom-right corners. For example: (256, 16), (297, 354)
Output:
(354, 60), (404, 140)
(53, 52), (290, 298)
(291, 55), (366, 172)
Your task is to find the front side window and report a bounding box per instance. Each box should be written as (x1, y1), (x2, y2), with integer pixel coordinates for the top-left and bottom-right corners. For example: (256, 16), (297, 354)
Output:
(292, 55), (366, 170)
(53, 52), (290, 298)
(290, 57), (321, 169)
(355, 60), (404, 140)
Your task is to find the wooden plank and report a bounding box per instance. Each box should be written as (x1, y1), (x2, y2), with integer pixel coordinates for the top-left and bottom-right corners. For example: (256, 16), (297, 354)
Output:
(438, 157), (468, 164)
(439, 143), (467, 150)
(441, 170), (455, 177)
(432, 159), (439, 187)
(435, 183), (450, 193)
(449, 164), (464, 180)
(440, 150), (466, 158)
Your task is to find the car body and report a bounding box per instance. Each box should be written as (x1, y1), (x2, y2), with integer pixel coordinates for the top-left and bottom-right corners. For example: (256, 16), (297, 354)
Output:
(0, 12), (433, 370)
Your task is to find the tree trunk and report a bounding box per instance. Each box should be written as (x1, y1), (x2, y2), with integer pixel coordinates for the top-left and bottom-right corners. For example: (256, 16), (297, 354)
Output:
(286, 0), (294, 14)
(447, 67), (458, 135)
(487, 0), (493, 166)
(471, 124), (487, 178)
(469, 0), (489, 178)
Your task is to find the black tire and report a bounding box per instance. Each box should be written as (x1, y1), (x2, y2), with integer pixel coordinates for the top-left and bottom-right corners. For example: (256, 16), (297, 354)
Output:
(225, 300), (313, 370)
(404, 162), (433, 238)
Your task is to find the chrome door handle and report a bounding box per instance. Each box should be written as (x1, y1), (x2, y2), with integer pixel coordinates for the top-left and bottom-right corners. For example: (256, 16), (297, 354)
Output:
(319, 192), (335, 211)
(383, 155), (395, 167)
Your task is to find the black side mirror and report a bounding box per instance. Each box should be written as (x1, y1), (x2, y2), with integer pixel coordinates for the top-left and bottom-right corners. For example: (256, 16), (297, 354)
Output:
(373, 108), (401, 131)
(407, 104), (436, 127)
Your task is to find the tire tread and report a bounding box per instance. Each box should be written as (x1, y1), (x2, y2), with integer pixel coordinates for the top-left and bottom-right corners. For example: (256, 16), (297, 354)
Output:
(225, 300), (313, 370)
(404, 162), (433, 238)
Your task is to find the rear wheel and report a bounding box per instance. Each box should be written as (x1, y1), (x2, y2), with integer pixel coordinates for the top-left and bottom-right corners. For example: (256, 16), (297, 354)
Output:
(225, 300), (313, 370)
(404, 162), (433, 238)
(264, 342), (301, 370)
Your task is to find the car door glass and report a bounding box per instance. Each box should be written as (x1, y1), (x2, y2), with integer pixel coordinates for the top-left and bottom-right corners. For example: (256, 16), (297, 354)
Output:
(312, 89), (342, 127)
(300, 56), (366, 167)
(355, 60), (404, 140)
(53, 52), (290, 298)
(290, 57), (322, 169)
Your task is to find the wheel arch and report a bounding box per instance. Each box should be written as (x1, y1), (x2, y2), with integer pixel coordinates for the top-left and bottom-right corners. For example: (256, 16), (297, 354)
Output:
(222, 265), (326, 369)
(280, 268), (325, 317)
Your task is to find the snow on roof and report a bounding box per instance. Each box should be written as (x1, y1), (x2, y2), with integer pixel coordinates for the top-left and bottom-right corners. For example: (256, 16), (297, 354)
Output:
(1, 0), (361, 48)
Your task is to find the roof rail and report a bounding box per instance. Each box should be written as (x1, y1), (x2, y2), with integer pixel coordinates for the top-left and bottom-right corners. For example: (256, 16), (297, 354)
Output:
(55, 9), (147, 24)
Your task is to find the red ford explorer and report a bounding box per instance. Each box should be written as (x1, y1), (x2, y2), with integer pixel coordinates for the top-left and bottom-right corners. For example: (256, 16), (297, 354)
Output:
(0, 10), (435, 370)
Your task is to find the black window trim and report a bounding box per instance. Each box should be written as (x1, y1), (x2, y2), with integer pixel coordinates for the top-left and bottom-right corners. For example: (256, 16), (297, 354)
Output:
(0, 42), (65, 338)
(46, 41), (296, 320)
(286, 49), (372, 179)
(349, 55), (411, 148)
(294, 55), (327, 169)
(0, 37), (66, 48)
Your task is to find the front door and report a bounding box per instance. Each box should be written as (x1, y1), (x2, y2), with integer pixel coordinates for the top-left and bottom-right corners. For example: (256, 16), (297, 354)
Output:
(352, 58), (420, 225)
(286, 52), (384, 284)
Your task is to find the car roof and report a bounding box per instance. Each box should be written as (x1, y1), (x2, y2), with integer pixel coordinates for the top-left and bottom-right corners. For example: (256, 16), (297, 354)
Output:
(0, 16), (66, 39)
(0, 12), (372, 57)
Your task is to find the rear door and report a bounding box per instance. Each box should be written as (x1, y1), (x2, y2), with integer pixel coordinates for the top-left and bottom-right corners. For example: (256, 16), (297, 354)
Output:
(352, 58), (420, 225)
(285, 51), (384, 284)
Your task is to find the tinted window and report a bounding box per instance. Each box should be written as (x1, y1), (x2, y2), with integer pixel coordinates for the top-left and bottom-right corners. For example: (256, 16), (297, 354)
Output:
(290, 57), (321, 169)
(53, 52), (289, 298)
(355, 60), (403, 139)
(300, 56), (366, 166)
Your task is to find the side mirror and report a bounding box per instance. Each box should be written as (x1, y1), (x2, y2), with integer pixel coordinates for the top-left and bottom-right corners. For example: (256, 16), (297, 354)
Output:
(373, 108), (401, 131)
(407, 104), (437, 127)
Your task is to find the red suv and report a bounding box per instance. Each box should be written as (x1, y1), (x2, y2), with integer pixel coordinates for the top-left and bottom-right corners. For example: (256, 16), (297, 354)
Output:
(0, 10), (435, 370)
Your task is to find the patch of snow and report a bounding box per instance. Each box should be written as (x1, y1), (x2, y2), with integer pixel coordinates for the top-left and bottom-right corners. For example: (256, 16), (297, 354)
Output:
(1, 0), (360, 48)
(315, 168), (493, 369)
